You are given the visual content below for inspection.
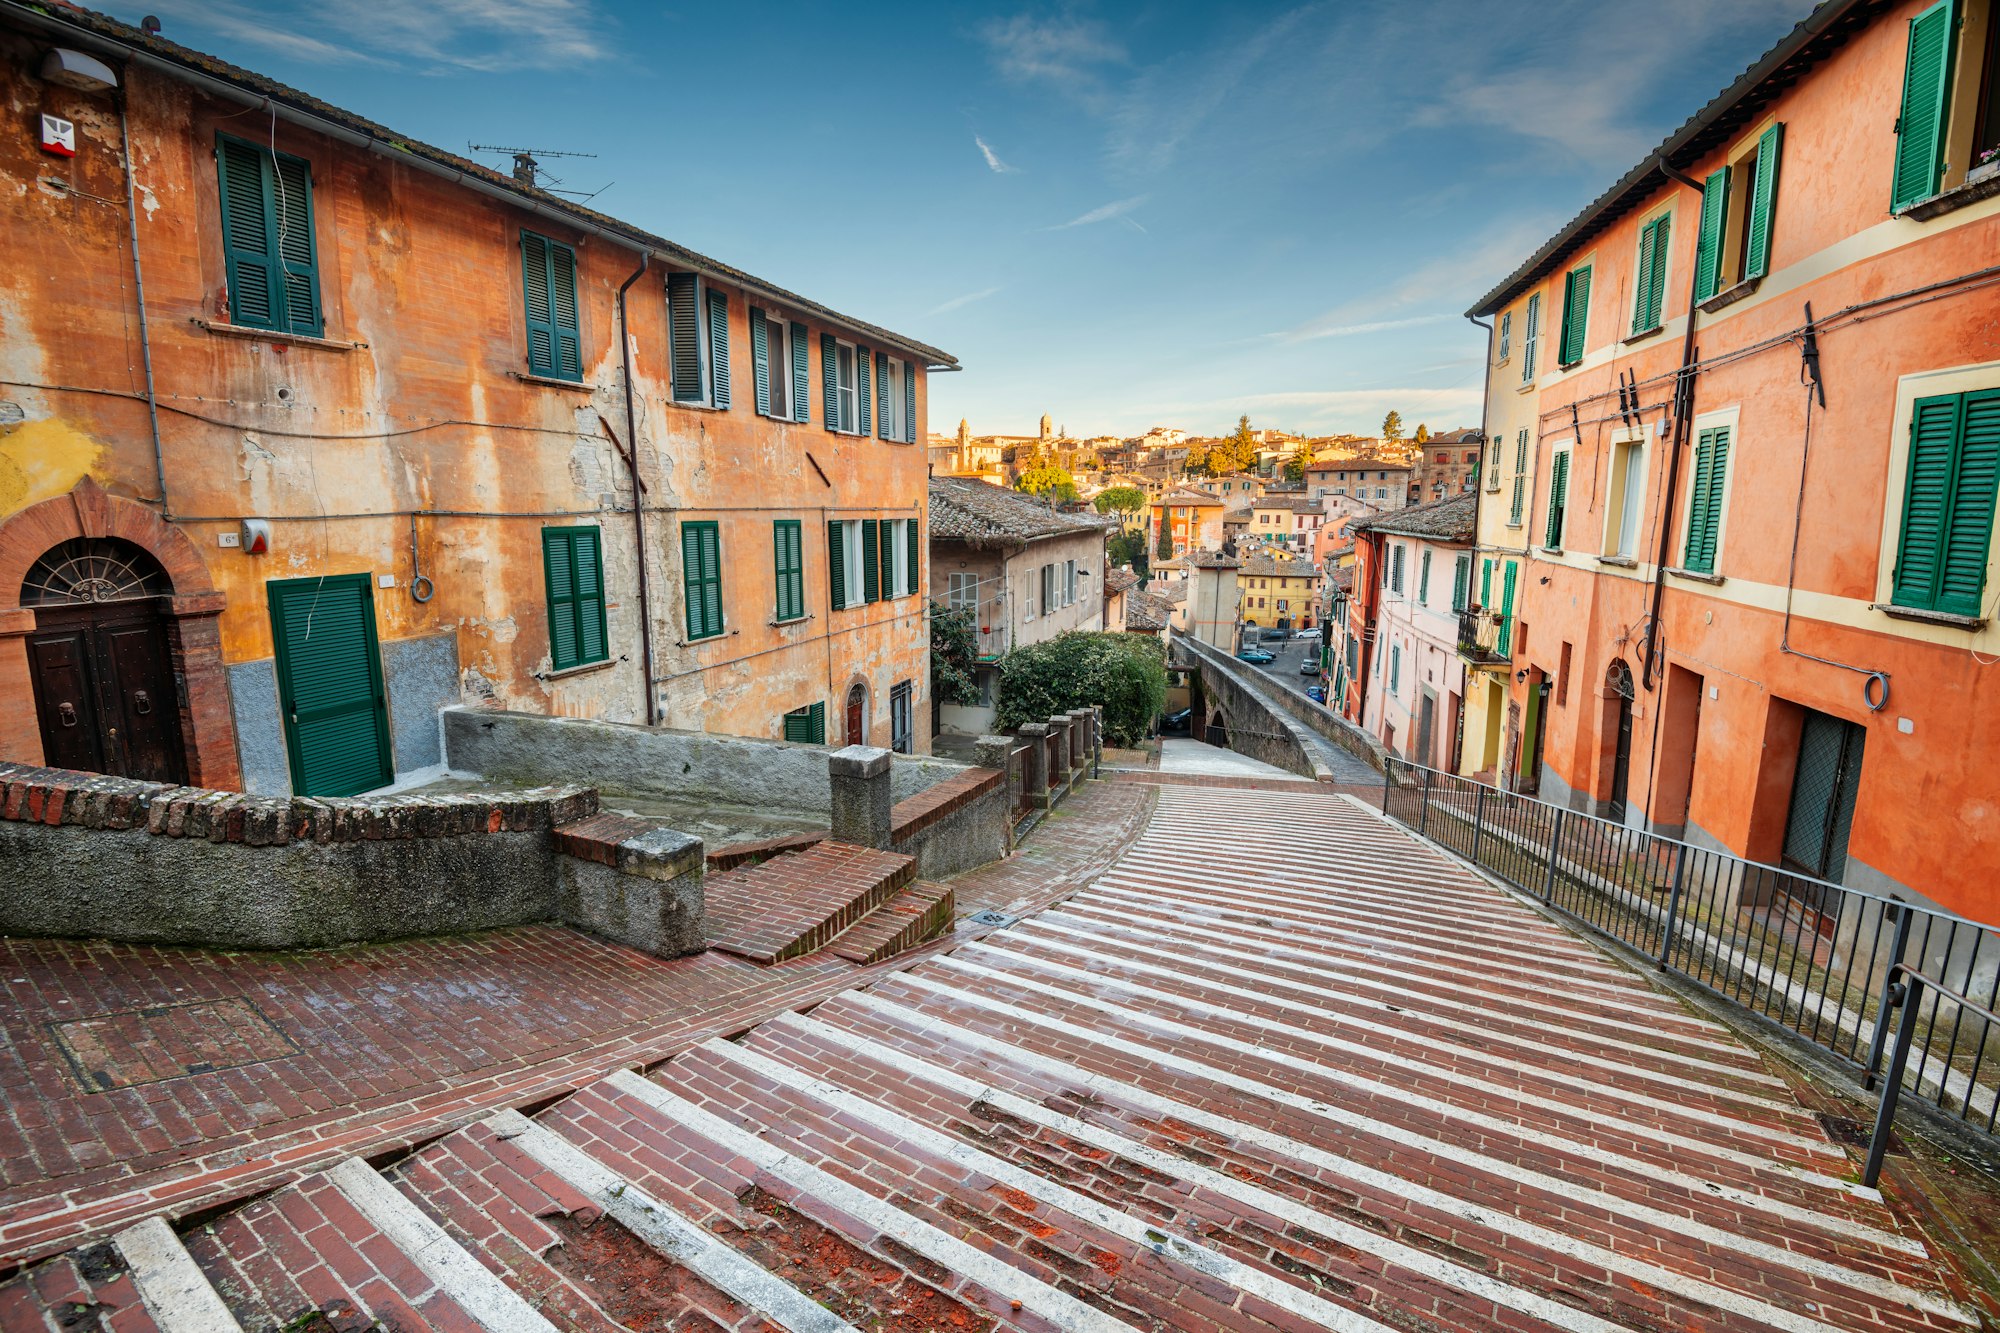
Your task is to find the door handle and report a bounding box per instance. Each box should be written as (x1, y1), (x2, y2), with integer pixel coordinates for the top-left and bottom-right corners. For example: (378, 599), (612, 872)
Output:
(132, 689), (152, 715)
(58, 702), (77, 727)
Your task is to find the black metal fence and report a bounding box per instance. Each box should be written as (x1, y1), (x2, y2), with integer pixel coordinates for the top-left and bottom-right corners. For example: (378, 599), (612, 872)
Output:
(1382, 758), (2000, 1174)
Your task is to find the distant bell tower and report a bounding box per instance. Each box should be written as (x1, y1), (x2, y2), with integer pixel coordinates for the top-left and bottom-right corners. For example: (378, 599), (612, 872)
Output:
(1039, 414), (1053, 441)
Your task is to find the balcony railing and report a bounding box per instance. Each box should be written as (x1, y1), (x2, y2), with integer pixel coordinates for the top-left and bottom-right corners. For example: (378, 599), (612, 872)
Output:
(1381, 758), (2000, 1182)
(1456, 607), (1508, 664)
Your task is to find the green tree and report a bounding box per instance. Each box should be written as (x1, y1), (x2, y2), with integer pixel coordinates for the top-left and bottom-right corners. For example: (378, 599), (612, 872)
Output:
(1107, 529), (1150, 577)
(996, 631), (1168, 746)
(1093, 485), (1147, 516)
(1282, 444), (1309, 483)
(1414, 422), (1430, 445)
(1224, 415), (1258, 473)
(1381, 411), (1405, 446)
(1182, 439), (1210, 475)
(929, 602), (981, 705)
(1154, 515), (1174, 560)
(1015, 465), (1079, 505)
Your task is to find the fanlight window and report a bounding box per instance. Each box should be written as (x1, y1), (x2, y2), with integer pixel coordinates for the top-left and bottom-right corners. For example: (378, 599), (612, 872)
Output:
(22, 538), (172, 606)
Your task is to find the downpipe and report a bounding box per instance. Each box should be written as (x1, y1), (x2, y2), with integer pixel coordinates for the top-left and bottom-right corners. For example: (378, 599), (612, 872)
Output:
(616, 251), (659, 726)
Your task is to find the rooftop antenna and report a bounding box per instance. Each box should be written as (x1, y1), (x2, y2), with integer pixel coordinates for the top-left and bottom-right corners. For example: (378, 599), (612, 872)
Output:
(467, 142), (603, 196)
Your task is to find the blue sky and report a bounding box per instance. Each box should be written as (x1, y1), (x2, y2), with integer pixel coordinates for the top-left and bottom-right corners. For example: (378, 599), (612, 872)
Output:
(116, 0), (1814, 439)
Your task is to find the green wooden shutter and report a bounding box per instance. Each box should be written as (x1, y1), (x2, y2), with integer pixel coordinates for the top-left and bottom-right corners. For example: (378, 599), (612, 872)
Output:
(906, 517), (920, 595)
(1891, 0), (1957, 211)
(1480, 558), (1493, 606)
(683, 521), (723, 640)
(1520, 293), (1540, 384)
(268, 574), (394, 797)
(1452, 555), (1469, 611)
(1684, 427), (1730, 573)
(1744, 123), (1783, 280)
(1418, 550), (1432, 603)
(1895, 395), (1960, 609)
(522, 232), (555, 377)
(1694, 168), (1730, 303)
(791, 321), (811, 423)
(1545, 451), (1570, 547)
(904, 361), (917, 443)
(1632, 215), (1669, 334)
(822, 333), (841, 428)
(1497, 562), (1518, 657)
(706, 289), (730, 409)
(1510, 474), (1525, 525)
(1558, 265), (1591, 366)
(269, 153), (322, 337)
(876, 352), (891, 439)
(1939, 390), (2000, 616)
(544, 527), (608, 670)
(773, 519), (803, 620)
(668, 272), (703, 402)
(550, 239), (581, 379)
(861, 519), (880, 602)
(216, 137), (281, 331)
(827, 521), (847, 610)
(750, 308), (771, 416)
(879, 515), (897, 597)
(783, 701), (826, 745)
(856, 345), (872, 436)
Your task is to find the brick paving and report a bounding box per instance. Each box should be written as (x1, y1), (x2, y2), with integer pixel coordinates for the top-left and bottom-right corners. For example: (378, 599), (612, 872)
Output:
(4, 775), (1989, 1331)
(702, 841), (917, 963)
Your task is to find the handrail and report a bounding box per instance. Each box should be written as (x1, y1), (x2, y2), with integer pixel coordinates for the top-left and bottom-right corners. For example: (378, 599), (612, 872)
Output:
(1863, 962), (2000, 1186)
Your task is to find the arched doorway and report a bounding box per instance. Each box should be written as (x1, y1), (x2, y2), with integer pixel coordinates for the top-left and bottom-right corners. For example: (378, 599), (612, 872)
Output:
(23, 537), (189, 784)
(845, 683), (869, 746)
(1605, 659), (1635, 822)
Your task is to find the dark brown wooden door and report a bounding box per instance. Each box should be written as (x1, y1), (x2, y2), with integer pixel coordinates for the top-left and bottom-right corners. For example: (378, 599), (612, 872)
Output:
(28, 602), (188, 785)
(845, 684), (867, 746)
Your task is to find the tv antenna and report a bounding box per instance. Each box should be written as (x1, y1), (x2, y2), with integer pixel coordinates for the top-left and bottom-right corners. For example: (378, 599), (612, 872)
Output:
(467, 143), (612, 201)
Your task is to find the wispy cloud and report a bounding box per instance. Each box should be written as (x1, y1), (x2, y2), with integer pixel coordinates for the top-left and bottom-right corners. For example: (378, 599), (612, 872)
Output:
(142, 0), (612, 72)
(1286, 313), (1459, 343)
(979, 14), (1124, 83)
(929, 286), (1003, 315)
(1045, 194), (1149, 231)
(974, 136), (1020, 174)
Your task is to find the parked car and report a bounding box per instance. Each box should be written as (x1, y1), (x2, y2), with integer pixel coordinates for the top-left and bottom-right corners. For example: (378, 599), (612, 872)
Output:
(1163, 707), (1192, 735)
(1307, 684), (1327, 703)
(1237, 648), (1275, 665)
(1299, 657), (1320, 676)
(1293, 626), (1322, 642)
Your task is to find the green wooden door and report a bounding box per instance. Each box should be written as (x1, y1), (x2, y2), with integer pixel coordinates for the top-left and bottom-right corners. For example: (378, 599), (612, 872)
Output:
(268, 574), (394, 797)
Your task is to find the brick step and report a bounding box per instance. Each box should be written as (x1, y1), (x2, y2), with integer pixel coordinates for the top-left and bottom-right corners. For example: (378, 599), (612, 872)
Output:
(703, 841), (916, 965)
(825, 881), (955, 965)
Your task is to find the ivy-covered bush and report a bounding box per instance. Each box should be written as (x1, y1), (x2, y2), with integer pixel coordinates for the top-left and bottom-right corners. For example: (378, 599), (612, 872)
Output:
(930, 602), (981, 705)
(995, 631), (1167, 747)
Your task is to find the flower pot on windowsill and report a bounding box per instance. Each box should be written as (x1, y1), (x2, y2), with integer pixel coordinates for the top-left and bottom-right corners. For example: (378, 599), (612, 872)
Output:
(1969, 160), (2000, 185)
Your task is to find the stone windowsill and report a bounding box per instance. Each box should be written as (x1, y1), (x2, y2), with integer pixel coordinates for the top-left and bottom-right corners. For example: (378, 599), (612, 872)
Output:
(1538, 546), (1564, 557)
(1699, 277), (1762, 315)
(1622, 325), (1665, 346)
(539, 656), (618, 682)
(1515, 380), (1537, 394)
(194, 319), (364, 352)
(770, 613), (815, 627)
(1900, 170), (2000, 222)
(1596, 554), (1639, 568)
(1868, 602), (1987, 630)
(1666, 566), (1725, 585)
(514, 371), (596, 393)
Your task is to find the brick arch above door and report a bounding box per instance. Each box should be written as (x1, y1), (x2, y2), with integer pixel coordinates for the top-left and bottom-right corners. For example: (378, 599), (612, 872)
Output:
(0, 478), (242, 789)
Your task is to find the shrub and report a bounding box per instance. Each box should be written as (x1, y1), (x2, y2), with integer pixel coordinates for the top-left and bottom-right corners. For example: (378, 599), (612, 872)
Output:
(996, 631), (1167, 747)
(930, 602), (980, 705)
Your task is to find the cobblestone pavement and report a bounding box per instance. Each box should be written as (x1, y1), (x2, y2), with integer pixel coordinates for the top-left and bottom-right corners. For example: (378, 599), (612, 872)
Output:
(0, 781), (1154, 1269)
(5, 778), (1985, 1331)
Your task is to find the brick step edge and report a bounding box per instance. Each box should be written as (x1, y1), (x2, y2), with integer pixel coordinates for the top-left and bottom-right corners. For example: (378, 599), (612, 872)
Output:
(704, 829), (826, 872)
(827, 882), (956, 965)
(706, 843), (918, 965)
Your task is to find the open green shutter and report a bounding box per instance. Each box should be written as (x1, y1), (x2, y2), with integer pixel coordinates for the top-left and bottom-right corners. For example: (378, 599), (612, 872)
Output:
(1940, 390), (2000, 616)
(668, 272), (703, 402)
(1894, 395), (1962, 609)
(875, 352), (891, 439)
(1418, 550), (1431, 602)
(1545, 452), (1570, 546)
(522, 233), (555, 377)
(1480, 558), (1492, 606)
(681, 524), (704, 639)
(861, 519), (880, 603)
(856, 345), (872, 436)
(269, 154), (322, 336)
(573, 528), (606, 663)
(1891, 0), (1957, 211)
(1559, 266), (1591, 366)
(822, 333), (840, 427)
(904, 361), (917, 443)
(828, 521), (846, 609)
(549, 240), (580, 379)
(216, 137), (282, 331)
(906, 518), (919, 594)
(750, 308), (771, 416)
(1497, 562), (1517, 657)
(1452, 555), (1468, 611)
(1694, 168), (1730, 302)
(1744, 123), (1783, 280)
(703, 524), (724, 637)
(543, 528), (579, 669)
(1520, 293), (1540, 384)
(792, 322), (811, 423)
(706, 290), (730, 409)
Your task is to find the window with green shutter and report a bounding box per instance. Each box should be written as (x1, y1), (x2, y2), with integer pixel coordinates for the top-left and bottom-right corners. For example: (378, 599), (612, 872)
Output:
(1389, 644), (1400, 692)
(860, 519), (881, 602)
(827, 520), (847, 610)
(541, 526), (609, 671)
(681, 520), (723, 640)
(1890, 0), (1957, 211)
(856, 344), (872, 436)
(1418, 549), (1432, 604)
(1497, 561), (1518, 657)
(1682, 426), (1732, 574)
(1743, 124), (1783, 280)
(782, 701), (826, 745)
(1892, 389), (2000, 617)
(1520, 292), (1541, 384)
(706, 289), (731, 410)
(668, 271), (705, 403)
(772, 519), (804, 621)
(904, 361), (917, 444)
(520, 231), (582, 381)
(1693, 167), (1731, 302)
(1545, 451), (1571, 549)
(1631, 213), (1671, 335)
(751, 308), (773, 417)
(1557, 263), (1591, 368)
(215, 134), (323, 337)
(790, 321), (811, 423)
(906, 518), (920, 594)
(1451, 554), (1469, 612)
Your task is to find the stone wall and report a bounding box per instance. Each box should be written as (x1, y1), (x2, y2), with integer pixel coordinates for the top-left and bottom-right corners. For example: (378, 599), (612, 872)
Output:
(889, 767), (1011, 880)
(443, 707), (970, 813)
(1173, 636), (1334, 782)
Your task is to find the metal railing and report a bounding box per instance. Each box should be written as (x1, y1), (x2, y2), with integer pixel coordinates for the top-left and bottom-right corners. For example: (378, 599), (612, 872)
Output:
(1455, 608), (1508, 665)
(1381, 758), (2000, 1171)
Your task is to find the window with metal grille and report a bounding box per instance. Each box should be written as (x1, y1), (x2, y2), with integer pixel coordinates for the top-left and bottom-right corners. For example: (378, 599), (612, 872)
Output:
(1781, 709), (1865, 882)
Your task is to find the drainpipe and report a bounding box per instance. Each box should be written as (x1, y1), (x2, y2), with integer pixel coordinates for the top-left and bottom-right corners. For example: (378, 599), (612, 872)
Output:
(118, 87), (168, 517)
(616, 251), (658, 725)
(1642, 155), (1708, 694)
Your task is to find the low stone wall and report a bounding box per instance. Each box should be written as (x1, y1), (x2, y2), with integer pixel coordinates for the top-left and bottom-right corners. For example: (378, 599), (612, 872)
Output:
(0, 762), (706, 958)
(1173, 637), (1333, 782)
(443, 707), (970, 813)
(890, 767), (1010, 880)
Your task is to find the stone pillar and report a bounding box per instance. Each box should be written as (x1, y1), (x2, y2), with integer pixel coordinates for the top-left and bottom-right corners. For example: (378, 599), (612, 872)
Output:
(1017, 723), (1052, 809)
(1067, 708), (1095, 777)
(974, 735), (1018, 812)
(1047, 715), (1073, 792)
(828, 745), (894, 848)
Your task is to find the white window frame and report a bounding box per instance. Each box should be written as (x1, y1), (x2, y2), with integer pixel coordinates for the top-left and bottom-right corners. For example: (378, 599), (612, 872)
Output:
(838, 519), (866, 608)
(1602, 429), (1649, 560)
(764, 312), (791, 421)
(888, 520), (910, 597)
(882, 357), (908, 442)
(834, 338), (858, 434)
(1064, 559), (1078, 605)
(1686, 404), (1743, 577)
(1520, 291), (1542, 386)
(946, 570), (977, 610)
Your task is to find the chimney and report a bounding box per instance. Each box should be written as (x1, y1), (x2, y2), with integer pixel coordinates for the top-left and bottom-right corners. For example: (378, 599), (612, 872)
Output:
(511, 152), (537, 186)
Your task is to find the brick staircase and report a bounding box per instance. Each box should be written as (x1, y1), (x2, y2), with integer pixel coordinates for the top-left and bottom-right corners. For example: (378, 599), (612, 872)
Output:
(701, 840), (949, 966)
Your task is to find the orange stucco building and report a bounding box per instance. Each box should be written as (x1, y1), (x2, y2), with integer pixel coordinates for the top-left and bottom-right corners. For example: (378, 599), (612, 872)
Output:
(1466, 0), (2000, 927)
(0, 5), (952, 797)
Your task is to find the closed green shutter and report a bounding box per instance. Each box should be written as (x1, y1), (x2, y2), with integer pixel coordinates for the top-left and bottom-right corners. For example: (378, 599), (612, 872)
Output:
(773, 519), (804, 620)
(682, 521), (723, 640)
(216, 136), (322, 337)
(1890, 0), (1957, 211)
(1418, 549), (1432, 603)
(1694, 167), (1730, 303)
(791, 322), (811, 423)
(783, 701), (826, 745)
(1545, 451), (1570, 548)
(268, 574), (393, 798)
(1480, 558), (1492, 606)
(541, 526), (608, 671)
(1744, 123), (1783, 280)
(1510, 474), (1525, 526)
(1896, 391), (2000, 615)
(750, 308), (771, 416)
(878, 517), (897, 597)
(904, 362), (917, 443)
(706, 289), (730, 409)
(520, 232), (580, 381)
(827, 521), (847, 610)
(856, 345), (872, 436)
(1940, 391), (2000, 615)
(822, 333), (841, 428)
(876, 353), (891, 439)
(1558, 264), (1591, 367)
(1390, 645), (1399, 692)
(906, 518), (920, 594)
(861, 519), (880, 602)
(668, 272), (703, 403)
(1632, 214), (1669, 334)
(1497, 562), (1517, 658)
(1520, 293), (1541, 384)
(1683, 426), (1730, 573)
(1452, 555), (1469, 611)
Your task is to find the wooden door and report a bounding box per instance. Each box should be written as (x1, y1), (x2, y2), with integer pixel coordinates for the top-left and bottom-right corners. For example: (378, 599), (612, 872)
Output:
(269, 574), (394, 797)
(1416, 690), (1436, 767)
(1610, 697), (1633, 821)
(27, 602), (188, 784)
(845, 684), (867, 746)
